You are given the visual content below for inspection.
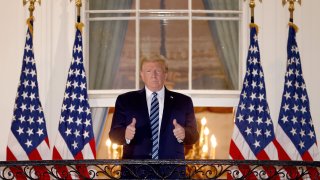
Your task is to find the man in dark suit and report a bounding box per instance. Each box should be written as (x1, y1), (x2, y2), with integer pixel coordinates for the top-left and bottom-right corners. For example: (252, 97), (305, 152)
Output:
(109, 55), (199, 178)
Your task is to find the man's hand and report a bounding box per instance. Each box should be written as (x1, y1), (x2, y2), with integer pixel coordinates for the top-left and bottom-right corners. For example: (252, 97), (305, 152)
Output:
(173, 119), (185, 143)
(125, 118), (136, 140)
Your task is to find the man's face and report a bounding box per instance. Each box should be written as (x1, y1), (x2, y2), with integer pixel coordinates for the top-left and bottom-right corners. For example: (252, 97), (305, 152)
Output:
(140, 61), (167, 92)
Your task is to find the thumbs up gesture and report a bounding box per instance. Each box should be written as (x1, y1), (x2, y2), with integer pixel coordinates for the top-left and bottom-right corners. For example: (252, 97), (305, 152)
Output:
(125, 118), (136, 140)
(173, 119), (185, 143)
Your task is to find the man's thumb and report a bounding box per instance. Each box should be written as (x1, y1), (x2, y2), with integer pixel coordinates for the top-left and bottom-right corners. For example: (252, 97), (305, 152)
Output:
(130, 118), (136, 127)
(173, 119), (179, 128)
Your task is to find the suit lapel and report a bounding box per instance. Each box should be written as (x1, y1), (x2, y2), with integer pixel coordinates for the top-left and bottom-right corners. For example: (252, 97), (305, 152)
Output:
(160, 88), (174, 135)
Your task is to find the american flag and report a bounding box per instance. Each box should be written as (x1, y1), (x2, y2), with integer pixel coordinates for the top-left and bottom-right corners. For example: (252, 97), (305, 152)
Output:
(229, 25), (278, 179)
(6, 20), (51, 179)
(52, 26), (96, 179)
(274, 24), (319, 178)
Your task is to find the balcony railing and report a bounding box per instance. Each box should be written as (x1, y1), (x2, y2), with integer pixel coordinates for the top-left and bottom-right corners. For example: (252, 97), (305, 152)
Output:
(1, 159), (320, 179)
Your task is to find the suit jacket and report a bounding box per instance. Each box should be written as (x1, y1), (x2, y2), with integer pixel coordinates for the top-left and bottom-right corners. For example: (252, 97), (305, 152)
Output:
(109, 87), (199, 160)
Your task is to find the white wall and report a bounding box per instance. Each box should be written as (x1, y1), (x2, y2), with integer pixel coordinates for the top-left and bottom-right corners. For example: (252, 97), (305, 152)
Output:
(0, 0), (75, 160)
(256, 1), (320, 133)
(0, 0), (320, 160)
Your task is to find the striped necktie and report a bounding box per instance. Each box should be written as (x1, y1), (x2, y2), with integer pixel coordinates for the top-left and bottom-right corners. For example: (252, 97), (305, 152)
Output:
(150, 92), (159, 159)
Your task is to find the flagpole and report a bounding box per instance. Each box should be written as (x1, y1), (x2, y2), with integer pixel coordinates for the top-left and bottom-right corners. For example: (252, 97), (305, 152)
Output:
(249, 0), (255, 23)
(52, 0), (96, 178)
(7, 1), (51, 179)
(244, 0), (262, 32)
(229, 0), (279, 178)
(75, 0), (82, 23)
(23, 0), (41, 35)
(282, 0), (302, 22)
(243, 0), (263, 23)
(276, 1), (319, 178)
(70, 0), (82, 22)
(71, 0), (84, 31)
(23, 0), (41, 18)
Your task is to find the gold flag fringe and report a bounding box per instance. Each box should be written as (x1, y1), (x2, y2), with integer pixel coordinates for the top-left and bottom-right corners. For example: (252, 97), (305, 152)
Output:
(288, 22), (299, 32)
(76, 22), (84, 33)
(26, 16), (34, 35)
(249, 23), (259, 34)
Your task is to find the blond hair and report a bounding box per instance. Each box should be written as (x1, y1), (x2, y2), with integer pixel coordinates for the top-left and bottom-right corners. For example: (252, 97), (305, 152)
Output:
(140, 55), (169, 72)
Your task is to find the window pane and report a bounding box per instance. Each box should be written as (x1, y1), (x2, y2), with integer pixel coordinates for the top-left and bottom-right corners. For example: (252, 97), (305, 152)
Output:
(193, 12), (239, 18)
(89, 0), (135, 10)
(87, 0), (241, 91)
(139, 20), (189, 89)
(141, 0), (188, 9)
(192, 20), (239, 90)
(89, 20), (136, 89)
(192, 0), (240, 10)
(89, 13), (135, 18)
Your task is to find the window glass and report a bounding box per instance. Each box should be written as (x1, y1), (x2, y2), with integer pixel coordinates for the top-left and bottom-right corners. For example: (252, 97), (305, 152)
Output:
(89, 13), (135, 18)
(139, 20), (189, 89)
(87, 0), (241, 90)
(192, 20), (239, 90)
(89, 0), (135, 10)
(140, 0), (188, 9)
(89, 20), (136, 89)
(192, 0), (239, 10)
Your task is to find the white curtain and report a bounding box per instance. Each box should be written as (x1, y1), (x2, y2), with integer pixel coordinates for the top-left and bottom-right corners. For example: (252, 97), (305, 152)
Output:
(89, 0), (133, 147)
(203, 0), (239, 89)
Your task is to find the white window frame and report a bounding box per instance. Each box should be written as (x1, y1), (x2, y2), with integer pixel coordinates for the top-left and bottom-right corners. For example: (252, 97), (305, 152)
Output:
(84, 0), (250, 108)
